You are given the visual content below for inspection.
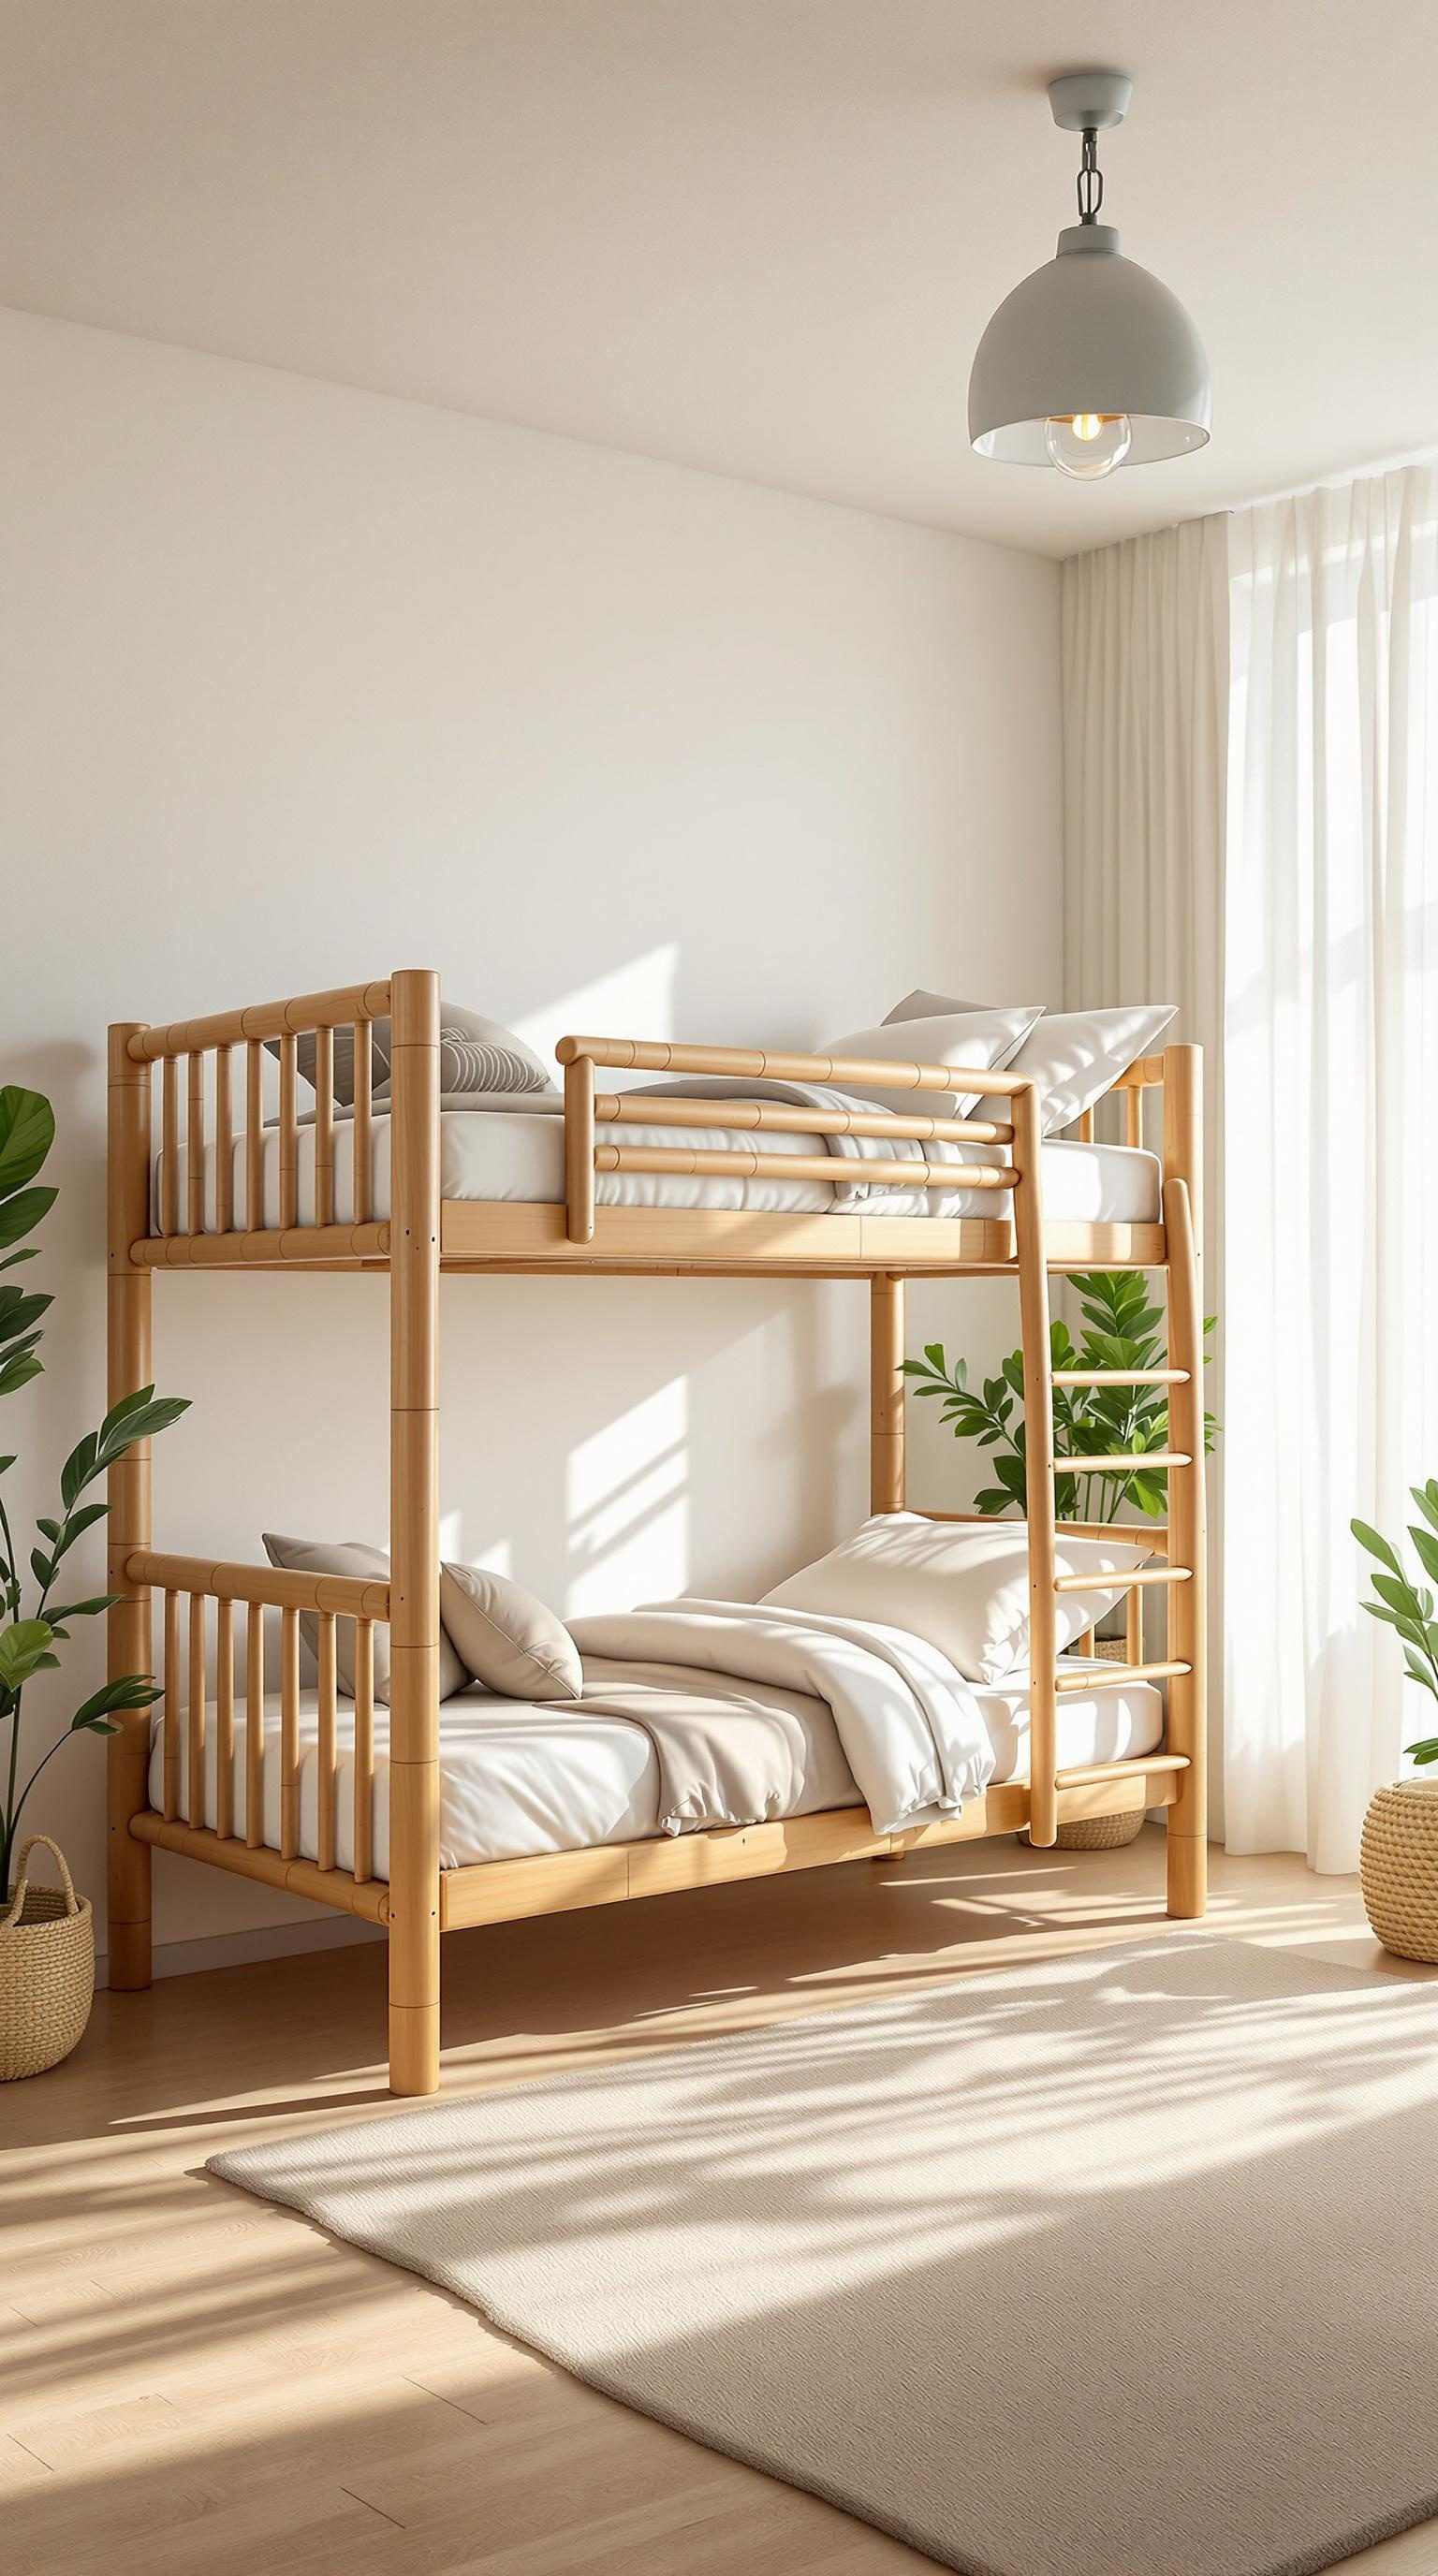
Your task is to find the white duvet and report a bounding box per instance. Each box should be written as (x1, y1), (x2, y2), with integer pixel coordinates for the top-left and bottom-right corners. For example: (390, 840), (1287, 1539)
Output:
(566, 1598), (996, 1836)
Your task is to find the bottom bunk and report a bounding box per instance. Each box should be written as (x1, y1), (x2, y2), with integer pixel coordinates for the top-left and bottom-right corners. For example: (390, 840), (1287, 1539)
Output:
(145, 1654), (1167, 1878)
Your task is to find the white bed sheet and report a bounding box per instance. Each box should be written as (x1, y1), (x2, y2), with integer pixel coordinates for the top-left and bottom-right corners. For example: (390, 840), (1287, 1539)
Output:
(154, 1114), (1161, 1228)
(146, 1657), (1164, 1876)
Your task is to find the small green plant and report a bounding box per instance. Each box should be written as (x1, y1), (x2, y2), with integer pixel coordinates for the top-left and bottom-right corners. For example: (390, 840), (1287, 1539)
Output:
(902, 1269), (1217, 1522)
(1353, 1487), (1438, 1766)
(0, 1088), (189, 1891)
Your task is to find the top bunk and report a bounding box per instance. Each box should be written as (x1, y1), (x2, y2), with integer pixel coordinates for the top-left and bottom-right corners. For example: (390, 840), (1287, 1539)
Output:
(110, 972), (1198, 1279)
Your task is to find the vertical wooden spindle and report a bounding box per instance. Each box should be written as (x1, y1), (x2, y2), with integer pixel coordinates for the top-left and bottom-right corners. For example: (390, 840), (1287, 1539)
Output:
(186, 1593), (207, 1831)
(314, 1026), (334, 1229)
(244, 1603), (264, 1850)
(246, 1038), (264, 1233)
(353, 1020), (372, 1226)
(185, 1053), (205, 1237)
(214, 1597), (235, 1840)
(352, 1617), (374, 1885)
(316, 1611), (338, 1871)
(280, 1604), (301, 1861)
(214, 1045), (233, 1237)
(160, 1056), (179, 1237)
(278, 1032), (299, 1232)
(162, 1588), (181, 1822)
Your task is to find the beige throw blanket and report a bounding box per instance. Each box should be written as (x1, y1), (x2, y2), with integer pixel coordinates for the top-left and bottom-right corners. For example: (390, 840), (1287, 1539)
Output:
(567, 1601), (996, 1838)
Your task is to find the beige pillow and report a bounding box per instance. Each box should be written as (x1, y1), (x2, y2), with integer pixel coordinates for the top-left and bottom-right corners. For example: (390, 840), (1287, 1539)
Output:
(261, 1534), (468, 1704)
(440, 1563), (581, 1700)
(881, 988), (989, 1023)
(761, 1512), (1150, 1684)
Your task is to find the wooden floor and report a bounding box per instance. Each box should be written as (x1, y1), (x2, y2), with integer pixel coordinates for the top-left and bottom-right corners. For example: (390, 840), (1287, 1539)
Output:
(4, 1830), (1434, 2576)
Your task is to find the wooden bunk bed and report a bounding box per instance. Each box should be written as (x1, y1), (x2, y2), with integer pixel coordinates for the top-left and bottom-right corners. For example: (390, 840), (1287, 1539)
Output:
(106, 969), (1207, 2095)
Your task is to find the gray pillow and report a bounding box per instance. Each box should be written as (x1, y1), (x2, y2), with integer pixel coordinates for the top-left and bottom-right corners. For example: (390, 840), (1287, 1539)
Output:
(262, 1534), (468, 1704)
(439, 1563), (582, 1701)
(270, 1006), (553, 1107)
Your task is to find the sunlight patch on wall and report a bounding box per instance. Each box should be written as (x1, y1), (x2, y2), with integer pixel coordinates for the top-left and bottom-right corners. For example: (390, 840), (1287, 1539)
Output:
(512, 944), (678, 1074)
(565, 1378), (689, 1617)
(438, 1511), (511, 1577)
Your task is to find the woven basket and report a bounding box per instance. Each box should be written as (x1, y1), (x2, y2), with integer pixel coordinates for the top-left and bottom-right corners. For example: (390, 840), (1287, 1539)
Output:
(1360, 1780), (1438, 1964)
(0, 1836), (94, 2080)
(1053, 1637), (1147, 1849)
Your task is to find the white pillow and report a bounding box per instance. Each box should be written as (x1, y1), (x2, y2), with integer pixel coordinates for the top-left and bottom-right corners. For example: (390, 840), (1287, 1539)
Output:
(1002, 1005), (1177, 1136)
(821, 1007), (1044, 1118)
(761, 1513), (1151, 1684)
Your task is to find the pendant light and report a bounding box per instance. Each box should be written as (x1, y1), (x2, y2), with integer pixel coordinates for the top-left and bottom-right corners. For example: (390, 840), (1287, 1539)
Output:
(968, 72), (1211, 479)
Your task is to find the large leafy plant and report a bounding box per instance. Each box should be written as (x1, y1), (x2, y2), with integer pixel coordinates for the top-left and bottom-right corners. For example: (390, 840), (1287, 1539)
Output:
(902, 1269), (1217, 1522)
(1353, 1487), (1438, 1766)
(0, 1089), (188, 1893)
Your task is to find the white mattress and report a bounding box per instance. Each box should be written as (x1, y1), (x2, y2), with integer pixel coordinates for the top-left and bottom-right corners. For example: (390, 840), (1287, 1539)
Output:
(146, 1658), (1164, 1876)
(154, 1112), (1160, 1227)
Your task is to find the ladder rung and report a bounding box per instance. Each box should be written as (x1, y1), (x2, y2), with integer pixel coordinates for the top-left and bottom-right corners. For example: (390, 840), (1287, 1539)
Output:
(1053, 1565), (1191, 1592)
(1053, 1659), (1192, 1694)
(1054, 1752), (1191, 1787)
(1055, 1452), (1191, 1473)
(1050, 1368), (1190, 1387)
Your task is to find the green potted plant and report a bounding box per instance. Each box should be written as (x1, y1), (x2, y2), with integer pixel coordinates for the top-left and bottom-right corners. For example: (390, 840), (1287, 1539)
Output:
(1352, 1493), (1438, 1962)
(0, 1088), (187, 2077)
(902, 1269), (1217, 1524)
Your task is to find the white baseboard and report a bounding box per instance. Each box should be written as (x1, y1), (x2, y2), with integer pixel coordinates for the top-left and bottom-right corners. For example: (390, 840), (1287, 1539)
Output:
(95, 1911), (385, 1987)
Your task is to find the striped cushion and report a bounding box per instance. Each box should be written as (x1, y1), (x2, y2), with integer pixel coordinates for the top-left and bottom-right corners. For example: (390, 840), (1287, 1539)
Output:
(272, 1006), (553, 1106)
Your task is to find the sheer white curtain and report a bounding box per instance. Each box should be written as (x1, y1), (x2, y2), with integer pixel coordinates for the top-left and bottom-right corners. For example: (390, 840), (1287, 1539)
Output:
(1225, 464), (1438, 1869)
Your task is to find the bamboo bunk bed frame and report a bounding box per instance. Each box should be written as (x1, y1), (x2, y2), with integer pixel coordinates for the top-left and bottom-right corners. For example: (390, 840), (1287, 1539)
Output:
(107, 970), (1206, 2095)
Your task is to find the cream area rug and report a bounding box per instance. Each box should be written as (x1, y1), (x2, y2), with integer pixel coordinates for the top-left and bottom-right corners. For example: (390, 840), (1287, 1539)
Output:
(210, 1938), (1438, 2576)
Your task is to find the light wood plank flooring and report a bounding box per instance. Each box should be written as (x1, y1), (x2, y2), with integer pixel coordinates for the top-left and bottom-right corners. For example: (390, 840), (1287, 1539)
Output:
(4, 1830), (1433, 2575)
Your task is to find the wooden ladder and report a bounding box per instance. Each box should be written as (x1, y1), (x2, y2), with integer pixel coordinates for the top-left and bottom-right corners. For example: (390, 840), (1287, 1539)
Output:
(1022, 1164), (1208, 1917)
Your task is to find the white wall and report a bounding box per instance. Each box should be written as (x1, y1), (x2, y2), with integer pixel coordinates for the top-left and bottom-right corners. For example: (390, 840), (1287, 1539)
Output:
(0, 307), (1061, 1967)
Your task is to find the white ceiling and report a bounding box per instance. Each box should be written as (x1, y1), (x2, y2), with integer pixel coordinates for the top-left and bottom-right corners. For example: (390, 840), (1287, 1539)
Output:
(3, 0), (1436, 556)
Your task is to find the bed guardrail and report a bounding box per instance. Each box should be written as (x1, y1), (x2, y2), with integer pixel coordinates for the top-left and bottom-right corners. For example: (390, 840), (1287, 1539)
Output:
(119, 979), (393, 1263)
(122, 1550), (391, 1916)
(553, 1034), (1026, 1245)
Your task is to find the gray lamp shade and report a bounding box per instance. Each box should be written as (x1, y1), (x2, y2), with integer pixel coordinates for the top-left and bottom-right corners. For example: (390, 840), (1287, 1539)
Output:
(969, 225), (1211, 465)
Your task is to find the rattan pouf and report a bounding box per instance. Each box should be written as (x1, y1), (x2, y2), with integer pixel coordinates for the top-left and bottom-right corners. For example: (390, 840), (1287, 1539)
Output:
(1054, 1805), (1148, 1851)
(1360, 1780), (1438, 1964)
(0, 1836), (94, 2080)
(1052, 1637), (1147, 1849)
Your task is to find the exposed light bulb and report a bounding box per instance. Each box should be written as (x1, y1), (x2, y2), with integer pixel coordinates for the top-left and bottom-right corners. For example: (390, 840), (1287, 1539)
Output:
(1043, 411), (1133, 479)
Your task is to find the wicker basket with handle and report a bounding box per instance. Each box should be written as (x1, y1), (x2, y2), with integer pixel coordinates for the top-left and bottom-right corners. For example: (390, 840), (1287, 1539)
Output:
(0, 1835), (94, 2080)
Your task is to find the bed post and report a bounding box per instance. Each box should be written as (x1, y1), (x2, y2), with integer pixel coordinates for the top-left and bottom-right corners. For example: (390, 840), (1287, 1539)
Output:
(387, 970), (443, 2094)
(107, 1026), (154, 1989)
(870, 1274), (906, 1513)
(1012, 1077), (1059, 1849)
(1163, 1044), (1207, 1917)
